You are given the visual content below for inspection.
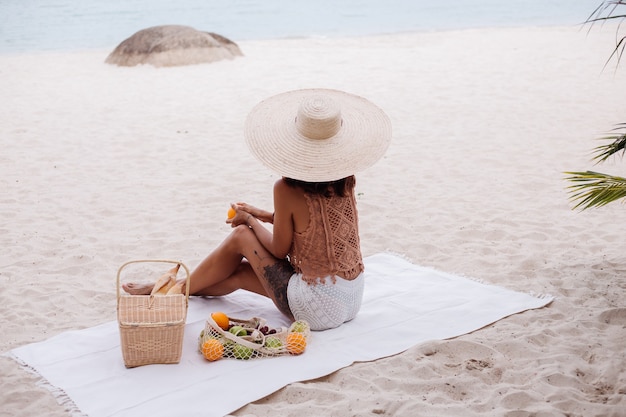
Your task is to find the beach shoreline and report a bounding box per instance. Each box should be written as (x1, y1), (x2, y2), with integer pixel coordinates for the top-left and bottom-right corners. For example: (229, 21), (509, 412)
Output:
(0, 0), (602, 54)
(1, 25), (625, 416)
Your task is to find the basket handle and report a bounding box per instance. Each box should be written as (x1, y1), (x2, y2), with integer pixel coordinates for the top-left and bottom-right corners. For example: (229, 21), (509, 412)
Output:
(116, 259), (191, 305)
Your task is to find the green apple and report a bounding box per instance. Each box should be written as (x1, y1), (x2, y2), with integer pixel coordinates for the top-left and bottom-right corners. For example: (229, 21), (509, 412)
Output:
(229, 325), (247, 337)
(197, 331), (205, 352)
(290, 320), (309, 333)
(265, 337), (283, 349)
(232, 344), (254, 360)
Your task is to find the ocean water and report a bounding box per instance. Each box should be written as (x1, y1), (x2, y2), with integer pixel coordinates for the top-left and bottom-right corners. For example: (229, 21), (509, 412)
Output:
(0, 0), (602, 53)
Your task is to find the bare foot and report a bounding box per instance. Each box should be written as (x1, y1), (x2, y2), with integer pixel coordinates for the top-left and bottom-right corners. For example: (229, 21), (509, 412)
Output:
(122, 282), (154, 295)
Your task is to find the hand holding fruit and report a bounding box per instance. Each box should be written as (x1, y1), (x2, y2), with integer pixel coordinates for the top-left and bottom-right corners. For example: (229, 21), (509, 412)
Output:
(228, 202), (274, 224)
(225, 203), (249, 227)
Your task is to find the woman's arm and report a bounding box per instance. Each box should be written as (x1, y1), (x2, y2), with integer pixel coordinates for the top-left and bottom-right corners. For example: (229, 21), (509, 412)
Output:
(262, 179), (295, 258)
(233, 202), (274, 224)
(228, 179), (294, 259)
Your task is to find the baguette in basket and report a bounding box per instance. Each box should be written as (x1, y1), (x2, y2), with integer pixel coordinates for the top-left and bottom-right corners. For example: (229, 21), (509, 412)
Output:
(150, 264), (183, 296)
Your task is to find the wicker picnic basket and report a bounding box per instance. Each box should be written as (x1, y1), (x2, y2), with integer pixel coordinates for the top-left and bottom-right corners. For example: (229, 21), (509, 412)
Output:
(116, 260), (191, 368)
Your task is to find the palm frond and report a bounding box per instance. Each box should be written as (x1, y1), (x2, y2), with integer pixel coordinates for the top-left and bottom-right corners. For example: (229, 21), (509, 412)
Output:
(591, 123), (626, 163)
(566, 3), (626, 211)
(585, 0), (626, 22)
(607, 35), (626, 68)
(564, 171), (626, 210)
(584, 1), (626, 68)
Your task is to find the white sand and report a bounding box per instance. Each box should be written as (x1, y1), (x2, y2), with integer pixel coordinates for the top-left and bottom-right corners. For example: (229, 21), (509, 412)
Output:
(1, 25), (625, 416)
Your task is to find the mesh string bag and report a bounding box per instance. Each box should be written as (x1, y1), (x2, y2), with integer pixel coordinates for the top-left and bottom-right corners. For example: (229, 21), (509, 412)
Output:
(198, 315), (310, 361)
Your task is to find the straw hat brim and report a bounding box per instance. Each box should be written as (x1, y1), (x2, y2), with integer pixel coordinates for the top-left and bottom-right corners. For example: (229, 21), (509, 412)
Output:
(244, 89), (392, 182)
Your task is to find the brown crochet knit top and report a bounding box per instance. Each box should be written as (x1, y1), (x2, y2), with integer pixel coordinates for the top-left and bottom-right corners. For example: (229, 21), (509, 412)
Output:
(289, 188), (364, 283)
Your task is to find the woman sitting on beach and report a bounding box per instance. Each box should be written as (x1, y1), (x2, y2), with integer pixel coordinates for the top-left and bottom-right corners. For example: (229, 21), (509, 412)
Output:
(124, 89), (391, 330)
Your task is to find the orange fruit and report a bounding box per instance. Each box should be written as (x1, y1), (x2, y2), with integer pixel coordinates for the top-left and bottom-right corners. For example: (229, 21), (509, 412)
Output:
(286, 332), (307, 355)
(201, 339), (224, 361)
(211, 311), (230, 330)
(227, 207), (236, 219)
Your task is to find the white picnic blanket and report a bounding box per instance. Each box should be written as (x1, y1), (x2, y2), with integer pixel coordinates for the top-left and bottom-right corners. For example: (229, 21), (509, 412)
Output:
(8, 253), (553, 417)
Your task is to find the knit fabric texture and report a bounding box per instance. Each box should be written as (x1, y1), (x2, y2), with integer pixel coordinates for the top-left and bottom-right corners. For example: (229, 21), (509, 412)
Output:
(289, 188), (364, 282)
(287, 272), (364, 330)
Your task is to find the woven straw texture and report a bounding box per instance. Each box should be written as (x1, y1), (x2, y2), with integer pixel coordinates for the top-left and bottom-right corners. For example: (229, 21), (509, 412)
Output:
(117, 260), (190, 368)
(244, 88), (391, 182)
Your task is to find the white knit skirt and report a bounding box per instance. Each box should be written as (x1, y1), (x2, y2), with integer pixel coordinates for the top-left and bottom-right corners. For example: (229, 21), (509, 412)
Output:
(287, 272), (364, 331)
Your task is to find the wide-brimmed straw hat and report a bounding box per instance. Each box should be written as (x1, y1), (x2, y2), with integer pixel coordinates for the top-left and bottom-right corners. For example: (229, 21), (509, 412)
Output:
(244, 88), (392, 182)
